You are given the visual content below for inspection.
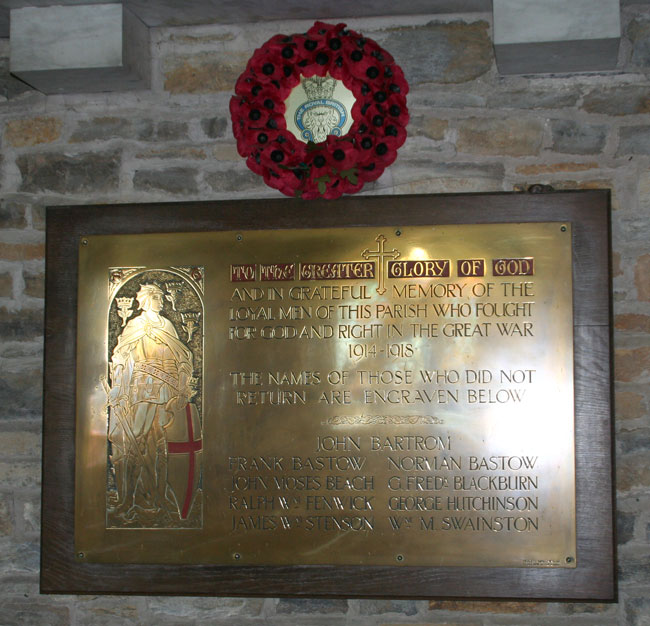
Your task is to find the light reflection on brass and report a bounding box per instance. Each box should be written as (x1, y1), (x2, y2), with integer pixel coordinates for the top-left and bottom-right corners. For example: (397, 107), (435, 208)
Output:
(76, 223), (575, 568)
(103, 267), (204, 529)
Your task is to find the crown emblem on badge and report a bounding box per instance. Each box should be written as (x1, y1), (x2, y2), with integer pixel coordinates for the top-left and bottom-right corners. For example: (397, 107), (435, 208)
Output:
(301, 76), (337, 100)
(295, 75), (348, 143)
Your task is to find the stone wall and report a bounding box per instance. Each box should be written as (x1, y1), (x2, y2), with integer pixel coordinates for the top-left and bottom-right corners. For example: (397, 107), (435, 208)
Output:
(1, 7), (649, 625)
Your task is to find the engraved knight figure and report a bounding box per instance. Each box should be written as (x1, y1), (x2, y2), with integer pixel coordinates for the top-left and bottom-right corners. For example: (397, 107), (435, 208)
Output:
(297, 76), (345, 143)
(107, 283), (194, 524)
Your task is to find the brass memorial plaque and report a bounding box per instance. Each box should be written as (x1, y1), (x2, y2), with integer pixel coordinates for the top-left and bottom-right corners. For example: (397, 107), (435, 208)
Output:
(75, 222), (575, 568)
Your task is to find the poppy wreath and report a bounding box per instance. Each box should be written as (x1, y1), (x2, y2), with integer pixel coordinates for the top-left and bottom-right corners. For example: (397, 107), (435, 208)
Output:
(230, 21), (409, 199)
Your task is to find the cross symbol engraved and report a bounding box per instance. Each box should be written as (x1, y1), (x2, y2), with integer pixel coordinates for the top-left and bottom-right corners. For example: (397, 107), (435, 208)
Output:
(362, 234), (400, 295)
(167, 404), (202, 520)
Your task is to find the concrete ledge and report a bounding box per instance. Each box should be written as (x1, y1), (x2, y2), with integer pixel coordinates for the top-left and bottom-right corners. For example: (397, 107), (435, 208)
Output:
(10, 4), (150, 94)
(495, 38), (620, 75)
(493, 0), (621, 74)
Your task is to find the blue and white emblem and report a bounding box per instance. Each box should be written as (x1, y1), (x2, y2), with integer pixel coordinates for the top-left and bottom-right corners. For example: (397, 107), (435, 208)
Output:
(295, 76), (348, 143)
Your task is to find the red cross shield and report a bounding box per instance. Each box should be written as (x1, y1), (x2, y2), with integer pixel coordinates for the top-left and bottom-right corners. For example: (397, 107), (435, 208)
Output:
(166, 403), (202, 520)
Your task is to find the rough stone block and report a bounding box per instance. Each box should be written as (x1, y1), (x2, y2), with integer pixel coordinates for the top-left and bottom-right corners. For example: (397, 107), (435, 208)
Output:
(0, 243), (44, 262)
(486, 88), (580, 109)
(616, 390), (645, 421)
(22, 270), (44, 299)
(69, 117), (153, 143)
(457, 118), (543, 156)
(155, 121), (188, 141)
(583, 86), (650, 116)
(201, 116), (228, 139)
(0, 574), (40, 597)
(17, 151), (120, 193)
(0, 427), (41, 457)
(164, 52), (249, 94)
(381, 21), (492, 85)
(553, 602), (617, 615)
(211, 144), (240, 162)
(618, 126), (650, 156)
(0, 339), (43, 359)
(0, 492), (13, 535)
(635, 253), (650, 300)
(618, 428), (650, 455)
(617, 510), (636, 545)
(5, 117), (62, 147)
(5, 117), (63, 148)
(612, 251), (623, 277)
(515, 162), (599, 175)
(411, 89), (486, 108)
(410, 116), (448, 140)
(0, 272), (12, 297)
(0, 307), (43, 342)
(0, 199), (27, 229)
(625, 597), (650, 626)
(551, 119), (607, 154)
(0, 461), (40, 489)
(389, 160), (504, 194)
(73, 596), (142, 625)
(31, 204), (45, 231)
(628, 18), (650, 68)
(429, 600), (546, 614)
(20, 497), (39, 535)
(615, 313), (650, 333)
(276, 598), (348, 614)
(619, 553), (650, 583)
(359, 599), (418, 615)
(133, 168), (198, 195)
(0, 599), (69, 625)
(544, 178), (619, 209)
(615, 346), (650, 382)
(639, 170), (650, 211)
(205, 169), (262, 193)
(0, 369), (42, 416)
(135, 147), (207, 160)
(617, 451), (650, 491)
(146, 596), (263, 619)
(1, 538), (40, 574)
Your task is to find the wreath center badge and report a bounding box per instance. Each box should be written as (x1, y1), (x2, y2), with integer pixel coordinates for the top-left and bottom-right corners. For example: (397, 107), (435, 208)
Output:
(286, 75), (355, 143)
(230, 21), (409, 199)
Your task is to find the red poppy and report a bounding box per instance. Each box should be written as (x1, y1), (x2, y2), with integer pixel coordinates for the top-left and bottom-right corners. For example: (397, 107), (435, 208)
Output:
(387, 64), (409, 96)
(363, 37), (395, 66)
(357, 161), (386, 184)
(381, 122), (408, 150)
(246, 152), (265, 176)
(322, 181), (344, 199)
(339, 172), (364, 195)
(239, 125), (280, 152)
(307, 21), (333, 38)
(323, 136), (359, 171)
(345, 50), (375, 81)
(306, 148), (333, 178)
(264, 164), (302, 197)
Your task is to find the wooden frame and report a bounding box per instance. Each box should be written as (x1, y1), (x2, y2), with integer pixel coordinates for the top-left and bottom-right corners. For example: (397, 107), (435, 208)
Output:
(41, 191), (614, 598)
